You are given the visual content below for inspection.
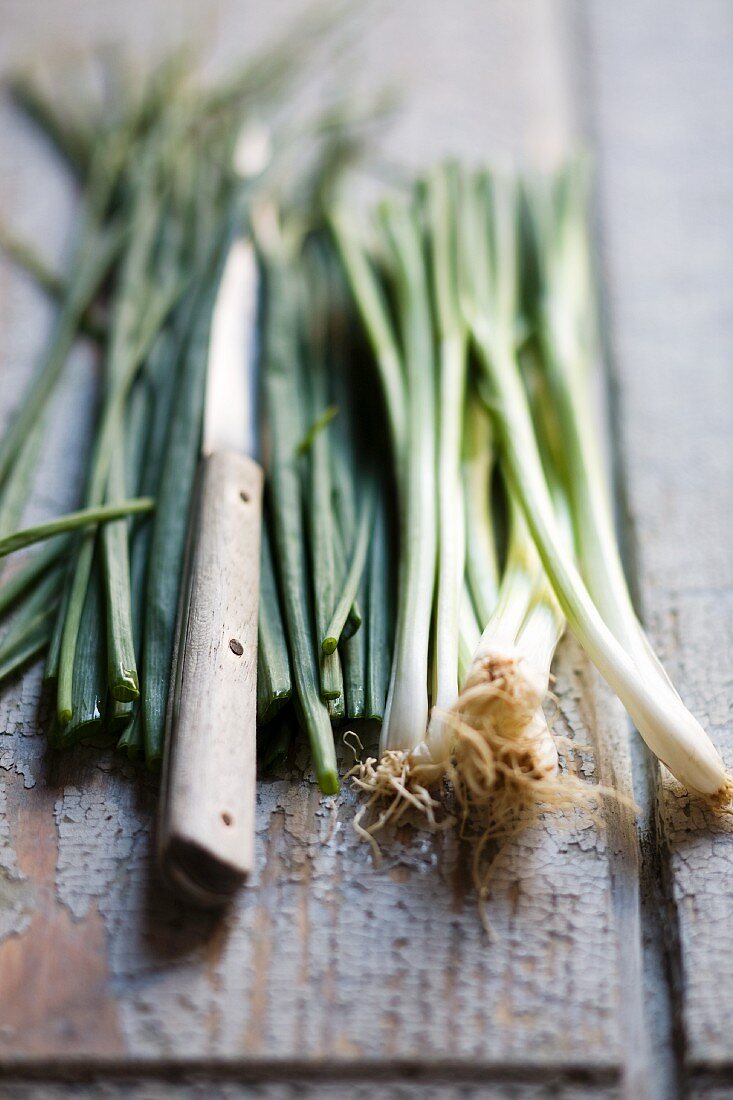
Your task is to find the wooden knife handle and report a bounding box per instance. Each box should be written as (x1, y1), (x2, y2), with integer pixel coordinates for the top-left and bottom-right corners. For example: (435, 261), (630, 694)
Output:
(158, 450), (263, 907)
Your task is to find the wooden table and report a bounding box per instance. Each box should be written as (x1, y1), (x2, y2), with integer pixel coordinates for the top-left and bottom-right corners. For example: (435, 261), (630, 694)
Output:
(0, 2), (731, 1097)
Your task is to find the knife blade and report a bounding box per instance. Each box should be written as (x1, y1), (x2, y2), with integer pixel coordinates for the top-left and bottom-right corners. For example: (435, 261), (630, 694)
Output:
(158, 236), (263, 907)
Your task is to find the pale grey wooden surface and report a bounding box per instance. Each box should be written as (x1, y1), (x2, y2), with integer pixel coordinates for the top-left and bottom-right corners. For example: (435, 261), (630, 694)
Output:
(0, 2), (730, 1099)
(587, 2), (733, 1095)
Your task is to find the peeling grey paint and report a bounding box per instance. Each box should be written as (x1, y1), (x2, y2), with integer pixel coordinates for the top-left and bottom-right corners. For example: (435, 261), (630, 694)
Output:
(0, 737), (35, 942)
(54, 784), (138, 921)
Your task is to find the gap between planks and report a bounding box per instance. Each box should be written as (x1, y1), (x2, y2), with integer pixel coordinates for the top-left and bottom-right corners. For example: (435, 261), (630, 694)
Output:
(0, 1056), (621, 1087)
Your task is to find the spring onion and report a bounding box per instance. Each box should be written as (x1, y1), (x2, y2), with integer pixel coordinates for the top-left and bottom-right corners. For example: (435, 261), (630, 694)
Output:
(0, 500), (153, 559)
(426, 164), (468, 756)
(452, 492), (562, 815)
(261, 256), (339, 794)
(1, 39), (385, 788)
(5, 37), (724, 836)
(364, 495), (392, 722)
(102, 426), (139, 701)
(257, 519), (292, 725)
(142, 255), (224, 766)
(324, 483), (374, 655)
(462, 394), (500, 628)
(466, 168), (729, 801)
(302, 251), (345, 703)
(378, 198), (437, 757)
(55, 555), (107, 748)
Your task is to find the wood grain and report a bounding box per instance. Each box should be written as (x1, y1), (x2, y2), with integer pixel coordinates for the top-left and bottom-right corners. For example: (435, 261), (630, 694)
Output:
(160, 450), (263, 906)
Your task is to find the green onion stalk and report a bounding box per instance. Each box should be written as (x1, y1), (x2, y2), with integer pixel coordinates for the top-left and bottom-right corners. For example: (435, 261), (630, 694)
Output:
(425, 164), (468, 761)
(469, 167), (729, 804)
(259, 248), (339, 794)
(256, 518), (292, 727)
(55, 184), (164, 728)
(332, 201), (444, 825)
(373, 200), (437, 759)
(457, 393), (498, 689)
(335, 176), (548, 830)
(462, 395), (500, 630)
(527, 163), (680, 691)
(0, 499), (153, 560)
(365, 494), (392, 721)
(416, 167), (575, 825)
(301, 249), (345, 705)
(338, 167), (607, 838)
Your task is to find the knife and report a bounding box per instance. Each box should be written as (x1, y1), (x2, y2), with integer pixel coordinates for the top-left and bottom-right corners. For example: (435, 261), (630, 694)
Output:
(158, 235), (263, 907)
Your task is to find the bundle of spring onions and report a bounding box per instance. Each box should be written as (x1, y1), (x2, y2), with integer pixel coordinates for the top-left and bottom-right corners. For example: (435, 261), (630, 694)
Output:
(1, 38), (727, 833)
(255, 223), (393, 795)
(0, 18), (391, 773)
(331, 159), (730, 836)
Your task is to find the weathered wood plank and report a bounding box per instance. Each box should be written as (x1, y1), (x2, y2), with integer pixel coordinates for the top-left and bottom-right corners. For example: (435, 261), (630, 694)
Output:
(587, 0), (733, 1091)
(0, 1), (652, 1093)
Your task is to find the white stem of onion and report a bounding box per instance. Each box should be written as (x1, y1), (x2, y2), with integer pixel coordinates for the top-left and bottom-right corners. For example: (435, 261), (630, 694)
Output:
(459, 582), (481, 686)
(379, 200), (437, 756)
(516, 577), (565, 678)
(475, 331), (727, 798)
(457, 483), (562, 788)
(428, 331), (467, 759)
(474, 494), (536, 653)
(427, 167), (468, 758)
